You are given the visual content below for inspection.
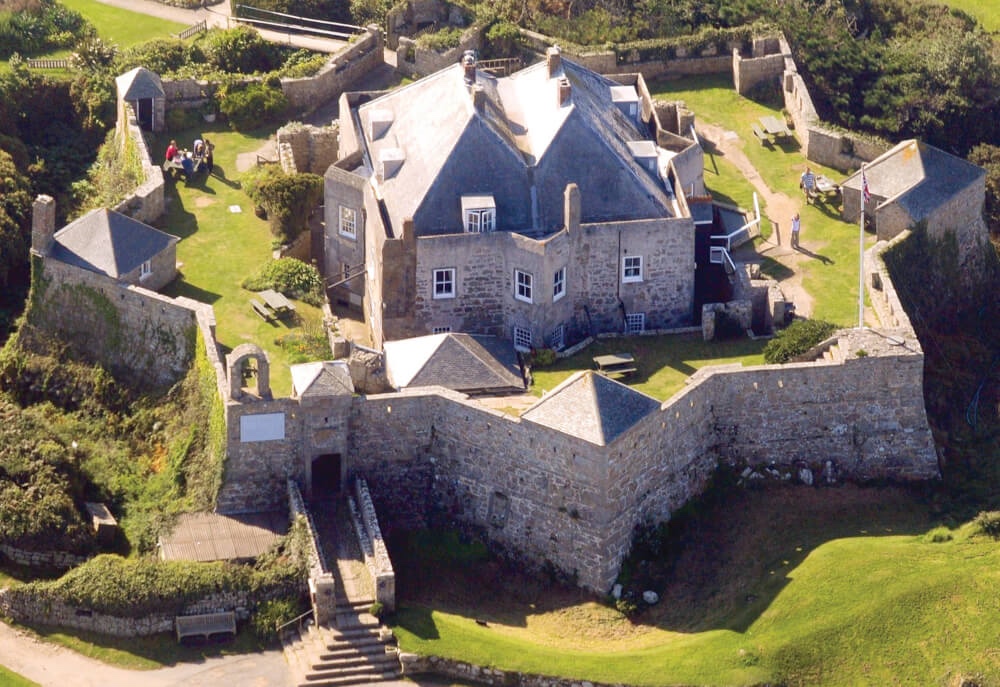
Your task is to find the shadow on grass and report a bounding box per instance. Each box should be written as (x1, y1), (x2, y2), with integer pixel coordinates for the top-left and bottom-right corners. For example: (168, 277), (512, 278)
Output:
(20, 623), (272, 668)
(390, 482), (934, 641)
(208, 165), (241, 190)
(158, 181), (198, 240)
(794, 245), (834, 265)
(757, 255), (795, 281)
(163, 278), (222, 304)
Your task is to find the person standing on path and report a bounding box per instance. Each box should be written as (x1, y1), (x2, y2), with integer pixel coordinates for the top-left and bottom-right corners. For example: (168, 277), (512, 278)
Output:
(791, 213), (801, 248)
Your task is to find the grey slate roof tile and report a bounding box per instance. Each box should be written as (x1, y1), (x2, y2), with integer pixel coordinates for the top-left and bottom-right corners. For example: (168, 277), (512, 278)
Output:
(385, 333), (525, 393)
(115, 67), (165, 101)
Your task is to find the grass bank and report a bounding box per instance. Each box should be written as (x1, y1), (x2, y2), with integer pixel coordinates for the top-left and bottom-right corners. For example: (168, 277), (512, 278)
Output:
(391, 486), (1000, 686)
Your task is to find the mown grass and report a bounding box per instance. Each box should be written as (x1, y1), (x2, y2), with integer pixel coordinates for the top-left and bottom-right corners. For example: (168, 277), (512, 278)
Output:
(940, 0), (1000, 32)
(531, 333), (765, 400)
(651, 73), (869, 327)
(152, 124), (326, 397)
(0, 665), (38, 687)
(57, 0), (186, 48)
(392, 492), (1000, 686)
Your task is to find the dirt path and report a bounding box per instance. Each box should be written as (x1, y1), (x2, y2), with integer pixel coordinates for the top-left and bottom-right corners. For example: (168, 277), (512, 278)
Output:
(697, 123), (815, 318)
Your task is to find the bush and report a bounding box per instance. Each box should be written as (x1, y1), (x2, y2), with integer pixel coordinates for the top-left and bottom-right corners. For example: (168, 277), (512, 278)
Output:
(245, 172), (323, 242)
(973, 511), (1000, 539)
(243, 258), (324, 306)
(615, 597), (639, 618)
(205, 25), (281, 74)
(218, 81), (289, 131)
(251, 598), (301, 641)
(416, 26), (465, 52)
(763, 319), (838, 364)
(530, 348), (557, 368)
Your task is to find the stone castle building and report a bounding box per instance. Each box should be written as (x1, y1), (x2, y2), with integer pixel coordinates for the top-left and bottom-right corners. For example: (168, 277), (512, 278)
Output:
(324, 48), (711, 350)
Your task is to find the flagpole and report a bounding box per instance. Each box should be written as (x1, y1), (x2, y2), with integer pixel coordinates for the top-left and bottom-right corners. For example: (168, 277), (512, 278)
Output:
(858, 165), (866, 329)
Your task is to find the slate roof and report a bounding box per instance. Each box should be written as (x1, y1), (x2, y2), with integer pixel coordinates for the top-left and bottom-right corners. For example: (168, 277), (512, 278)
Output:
(522, 371), (660, 445)
(50, 208), (178, 279)
(115, 67), (165, 101)
(356, 56), (675, 237)
(842, 139), (985, 220)
(290, 361), (354, 399)
(384, 333), (525, 394)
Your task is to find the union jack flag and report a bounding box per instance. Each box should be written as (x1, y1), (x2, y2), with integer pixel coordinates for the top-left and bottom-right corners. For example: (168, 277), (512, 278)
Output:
(862, 167), (871, 205)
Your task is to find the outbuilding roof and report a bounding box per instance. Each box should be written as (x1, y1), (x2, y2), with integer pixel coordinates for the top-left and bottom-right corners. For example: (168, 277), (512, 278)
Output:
(384, 333), (524, 394)
(50, 208), (178, 279)
(115, 67), (165, 101)
(522, 371), (660, 445)
(290, 361), (354, 399)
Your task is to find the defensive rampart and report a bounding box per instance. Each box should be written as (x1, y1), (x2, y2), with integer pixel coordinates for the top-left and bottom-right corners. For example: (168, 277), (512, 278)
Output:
(113, 98), (165, 223)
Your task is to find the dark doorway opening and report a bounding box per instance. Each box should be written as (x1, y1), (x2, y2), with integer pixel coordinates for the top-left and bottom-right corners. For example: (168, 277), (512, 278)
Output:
(136, 98), (153, 130)
(311, 453), (341, 497)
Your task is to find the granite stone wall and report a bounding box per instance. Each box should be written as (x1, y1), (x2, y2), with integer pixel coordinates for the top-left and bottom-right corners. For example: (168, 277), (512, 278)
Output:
(24, 257), (204, 390)
(113, 100), (165, 224)
(0, 545), (89, 570)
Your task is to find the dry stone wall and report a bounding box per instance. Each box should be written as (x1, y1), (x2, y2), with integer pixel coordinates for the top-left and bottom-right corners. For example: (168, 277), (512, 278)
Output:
(0, 545), (89, 570)
(113, 99), (165, 224)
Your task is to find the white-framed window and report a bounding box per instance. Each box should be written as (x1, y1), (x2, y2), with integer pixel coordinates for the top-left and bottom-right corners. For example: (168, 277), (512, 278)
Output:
(466, 208), (496, 233)
(462, 194), (496, 233)
(547, 324), (565, 351)
(625, 312), (646, 334)
(513, 326), (533, 351)
(139, 260), (152, 280)
(433, 268), (456, 299)
(339, 206), (357, 239)
(553, 266), (566, 302)
(432, 326), (452, 334)
(622, 255), (643, 283)
(514, 269), (533, 303)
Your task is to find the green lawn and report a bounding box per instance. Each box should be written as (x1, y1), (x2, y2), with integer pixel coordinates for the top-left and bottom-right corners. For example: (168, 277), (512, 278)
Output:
(393, 513), (1000, 686)
(940, 0), (1000, 32)
(532, 333), (765, 401)
(153, 125), (328, 397)
(58, 0), (187, 48)
(0, 665), (38, 687)
(651, 74), (869, 327)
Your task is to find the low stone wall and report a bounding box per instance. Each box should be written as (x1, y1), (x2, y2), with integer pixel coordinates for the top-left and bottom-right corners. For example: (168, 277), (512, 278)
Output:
(0, 545), (89, 570)
(288, 480), (337, 624)
(353, 478), (395, 610)
(0, 589), (252, 638)
(701, 300), (752, 340)
(277, 122), (339, 175)
(113, 100), (165, 224)
(400, 653), (620, 687)
(396, 26), (479, 78)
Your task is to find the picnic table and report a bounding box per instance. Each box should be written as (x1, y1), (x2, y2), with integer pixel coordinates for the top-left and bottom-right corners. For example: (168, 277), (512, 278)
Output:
(259, 288), (296, 316)
(593, 352), (637, 377)
(815, 174), (840, 196)
(759, 115), (792, 139)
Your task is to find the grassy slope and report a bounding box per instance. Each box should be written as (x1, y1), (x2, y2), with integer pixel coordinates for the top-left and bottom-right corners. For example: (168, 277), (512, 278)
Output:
(940, 0), (1000, 32)
(0, 666), (38, 687)
(394, 503), (1000, 686)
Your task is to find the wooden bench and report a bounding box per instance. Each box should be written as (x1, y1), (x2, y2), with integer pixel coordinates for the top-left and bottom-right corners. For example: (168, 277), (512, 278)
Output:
(250, 299), (274, 321)
(751, 124), (769, 145)
(175, 611), (236, 643)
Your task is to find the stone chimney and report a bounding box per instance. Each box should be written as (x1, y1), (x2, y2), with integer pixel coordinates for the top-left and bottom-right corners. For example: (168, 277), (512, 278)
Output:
(564, 183), (580, 233)
(546, 45), (562, 78)
(31, 194), (56, 257)
(471, 84), (485, 111)
(558, 77), (572, 106)
(462, 50), (476, 84)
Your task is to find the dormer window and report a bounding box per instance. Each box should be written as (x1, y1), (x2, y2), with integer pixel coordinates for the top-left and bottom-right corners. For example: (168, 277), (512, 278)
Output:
(461, 194), (496, 233)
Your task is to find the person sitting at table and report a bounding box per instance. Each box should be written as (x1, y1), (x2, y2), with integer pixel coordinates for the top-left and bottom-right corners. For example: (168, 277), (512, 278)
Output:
(165, 139), (178, 163)
(203, 138), (214, 175)
(800, 167), (816, 202)
(193, 138), (205, 158)
(181, 153), (195, 178)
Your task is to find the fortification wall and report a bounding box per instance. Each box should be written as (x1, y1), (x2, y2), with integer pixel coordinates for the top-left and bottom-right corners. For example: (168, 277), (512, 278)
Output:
(25, 257), (202, 389)
(396, 27), (479, 78)
(113, 100), (165, 224)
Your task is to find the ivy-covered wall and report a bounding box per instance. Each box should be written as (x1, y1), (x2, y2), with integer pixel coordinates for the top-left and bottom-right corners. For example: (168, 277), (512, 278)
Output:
(19, 255), (204, 391)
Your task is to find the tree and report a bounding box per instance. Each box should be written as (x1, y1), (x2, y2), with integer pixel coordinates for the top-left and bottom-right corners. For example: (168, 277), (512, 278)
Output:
(968, 144), (1000, 238)
(0, 148), (33, 289)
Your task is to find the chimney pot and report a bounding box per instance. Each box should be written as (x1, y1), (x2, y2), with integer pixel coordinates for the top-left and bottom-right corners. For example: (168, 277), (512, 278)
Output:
(558, 77), (571, 106)
(546, 45), (562, 78)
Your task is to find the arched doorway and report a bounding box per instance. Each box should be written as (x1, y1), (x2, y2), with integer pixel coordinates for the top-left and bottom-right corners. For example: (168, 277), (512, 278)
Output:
(311, 453), (342, 498)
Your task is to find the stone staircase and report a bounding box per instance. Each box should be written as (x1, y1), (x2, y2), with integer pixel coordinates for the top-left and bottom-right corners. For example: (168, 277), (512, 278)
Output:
(282, 494), (400, 686)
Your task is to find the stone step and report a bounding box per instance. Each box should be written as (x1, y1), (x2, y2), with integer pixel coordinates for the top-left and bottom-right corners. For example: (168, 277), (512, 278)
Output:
(318, 643), (391, 661)
(296, 668), (400, 687)
(309, 654), (400, 674)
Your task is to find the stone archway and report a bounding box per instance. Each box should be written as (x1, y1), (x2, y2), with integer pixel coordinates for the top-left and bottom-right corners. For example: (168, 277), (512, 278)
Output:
(225, 343), (271, 400)
(309, 453), (342, 499)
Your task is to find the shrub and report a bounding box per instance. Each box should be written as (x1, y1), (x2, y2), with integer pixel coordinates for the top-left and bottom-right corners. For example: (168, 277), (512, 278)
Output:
(530, 348), (557, 368)
(205, 25), (281, 74)
(763, 319), (838, 364)
(251, 598), (301, 641)
(615, 597), (639, 618)
(974, 511), (1000, 539)
(246, 172), (323, 242)
(416, 26), (465, 52)
(243, 258), (324, 306)
(218, 81), (289, 131)
(925, 527), (953, 543)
